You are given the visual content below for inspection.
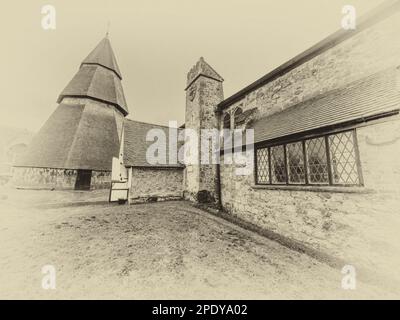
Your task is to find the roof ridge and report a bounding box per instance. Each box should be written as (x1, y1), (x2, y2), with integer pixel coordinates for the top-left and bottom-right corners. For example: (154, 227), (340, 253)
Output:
(124, 118), (180, 129)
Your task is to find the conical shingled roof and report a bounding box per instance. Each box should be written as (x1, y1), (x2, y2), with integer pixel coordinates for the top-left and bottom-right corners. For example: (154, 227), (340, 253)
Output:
(58, 37), (129, 116)
(81, 37), (122, 79)
(15, 100), (124, 171)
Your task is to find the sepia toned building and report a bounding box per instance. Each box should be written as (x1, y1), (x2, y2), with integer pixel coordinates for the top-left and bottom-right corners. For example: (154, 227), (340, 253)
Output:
(12, 1), (400, 271)
(13, 36), (184, 195)
(13, 37), (127, 190)
(214, 3), (400, 269)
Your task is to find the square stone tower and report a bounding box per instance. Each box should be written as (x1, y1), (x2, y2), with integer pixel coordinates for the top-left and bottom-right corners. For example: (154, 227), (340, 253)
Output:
(184, 57), (224, 204)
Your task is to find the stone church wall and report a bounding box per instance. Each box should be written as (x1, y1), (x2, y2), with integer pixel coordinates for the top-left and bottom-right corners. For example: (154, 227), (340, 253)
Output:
(218, 11), (400, 279)
(221, 117), (400, 278)
(220, 11), (400, 125)
(130, 167), (183, 203)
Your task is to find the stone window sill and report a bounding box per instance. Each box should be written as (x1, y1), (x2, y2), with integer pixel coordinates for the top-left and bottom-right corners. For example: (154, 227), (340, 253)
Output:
(251, 184), (374, 194)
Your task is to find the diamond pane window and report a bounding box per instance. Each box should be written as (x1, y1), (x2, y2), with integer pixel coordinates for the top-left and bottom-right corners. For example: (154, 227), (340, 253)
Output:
(254, 130), (361, 187)
(256, 147), (269, 184)
(286, 142), (305, 184)
(306, 137), (329, 184)
(329, 131), (359, 185)
(271, 145), (286, 184)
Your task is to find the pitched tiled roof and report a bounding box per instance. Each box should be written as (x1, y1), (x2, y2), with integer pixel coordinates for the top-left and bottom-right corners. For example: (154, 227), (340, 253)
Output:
(15, 101), (122, 171)
(186, 57), (224, 90)
(253, 67), (400, 144)
(58, 37), (128, 116)
(123, 119), (184, 168)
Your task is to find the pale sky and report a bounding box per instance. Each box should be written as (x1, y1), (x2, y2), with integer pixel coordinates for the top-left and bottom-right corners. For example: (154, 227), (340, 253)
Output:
(0, 0), (386, 132)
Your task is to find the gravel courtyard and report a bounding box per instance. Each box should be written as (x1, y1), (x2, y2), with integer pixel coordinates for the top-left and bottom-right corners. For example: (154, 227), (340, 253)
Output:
(0, 187), (396, 299)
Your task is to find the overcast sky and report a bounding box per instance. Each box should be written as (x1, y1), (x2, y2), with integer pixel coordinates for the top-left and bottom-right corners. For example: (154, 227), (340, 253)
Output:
(0, 0), (386, 132)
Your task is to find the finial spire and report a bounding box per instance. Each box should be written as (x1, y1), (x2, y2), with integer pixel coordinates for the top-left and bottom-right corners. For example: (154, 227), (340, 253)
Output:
(105, 21), (110, 38)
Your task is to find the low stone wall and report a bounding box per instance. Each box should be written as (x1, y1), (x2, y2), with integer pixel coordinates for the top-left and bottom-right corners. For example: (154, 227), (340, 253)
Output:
(12, 167), (111, 190)
(220, 117), (400, 280)
(12, 167), (77, 189)
(91, 171), (111, 189)
(130, 167), (184, 202)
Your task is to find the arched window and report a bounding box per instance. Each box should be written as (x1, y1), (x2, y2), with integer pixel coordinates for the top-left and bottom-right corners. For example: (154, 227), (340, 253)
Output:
(223, 113), (231, 129)
(234, 107), (243, 128)
(221, 113), (231, 146)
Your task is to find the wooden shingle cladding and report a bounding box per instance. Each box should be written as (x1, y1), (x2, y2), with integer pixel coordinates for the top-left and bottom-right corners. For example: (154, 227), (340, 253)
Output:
(123, 119), (184, 168)
(14, 36), (128, 173)
(58, 37), (128, 116)
(80, 37), (123, 79)
(58, 64), (128, 116)
(14, 102), (122, 171)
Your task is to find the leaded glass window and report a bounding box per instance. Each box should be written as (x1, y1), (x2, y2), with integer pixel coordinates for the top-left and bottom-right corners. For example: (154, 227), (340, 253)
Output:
(306, 137), (329, 184)
(287, 142), (306, 184)
(270, 145), (286, 184)
(255, 130), (361, 187)
(329, 131), (360, 185)
(256, 148), (269, 184)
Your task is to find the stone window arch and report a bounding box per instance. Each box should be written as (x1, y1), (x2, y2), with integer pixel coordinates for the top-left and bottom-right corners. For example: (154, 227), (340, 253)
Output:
(234, 107), (244, 128)
(223, 113), (231, 129)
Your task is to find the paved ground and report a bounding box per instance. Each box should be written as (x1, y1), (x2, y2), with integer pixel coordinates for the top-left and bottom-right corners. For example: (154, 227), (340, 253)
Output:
(0, 187), (397, 299)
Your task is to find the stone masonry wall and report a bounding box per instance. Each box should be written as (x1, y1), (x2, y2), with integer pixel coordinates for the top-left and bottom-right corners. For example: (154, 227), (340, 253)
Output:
(91, 171), (111, 189)
(220, 117), (400, 281)
(130, 167), (183, 202)
(184, 78), (201, 199)
(218, 12), (400, 281)
(12, 167), (111, 190)
(198, 77), (224, 203)
(221, 11), (400, 125)
(184, 74), (224, 203)
(12, 167), (77, 189)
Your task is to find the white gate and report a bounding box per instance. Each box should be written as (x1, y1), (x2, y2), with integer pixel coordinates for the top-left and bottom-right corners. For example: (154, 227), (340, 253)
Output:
(109, 157), (132, 203)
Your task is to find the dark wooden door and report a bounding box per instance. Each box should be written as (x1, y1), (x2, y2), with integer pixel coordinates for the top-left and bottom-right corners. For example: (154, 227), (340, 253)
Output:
(75, 170), (92, 190)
